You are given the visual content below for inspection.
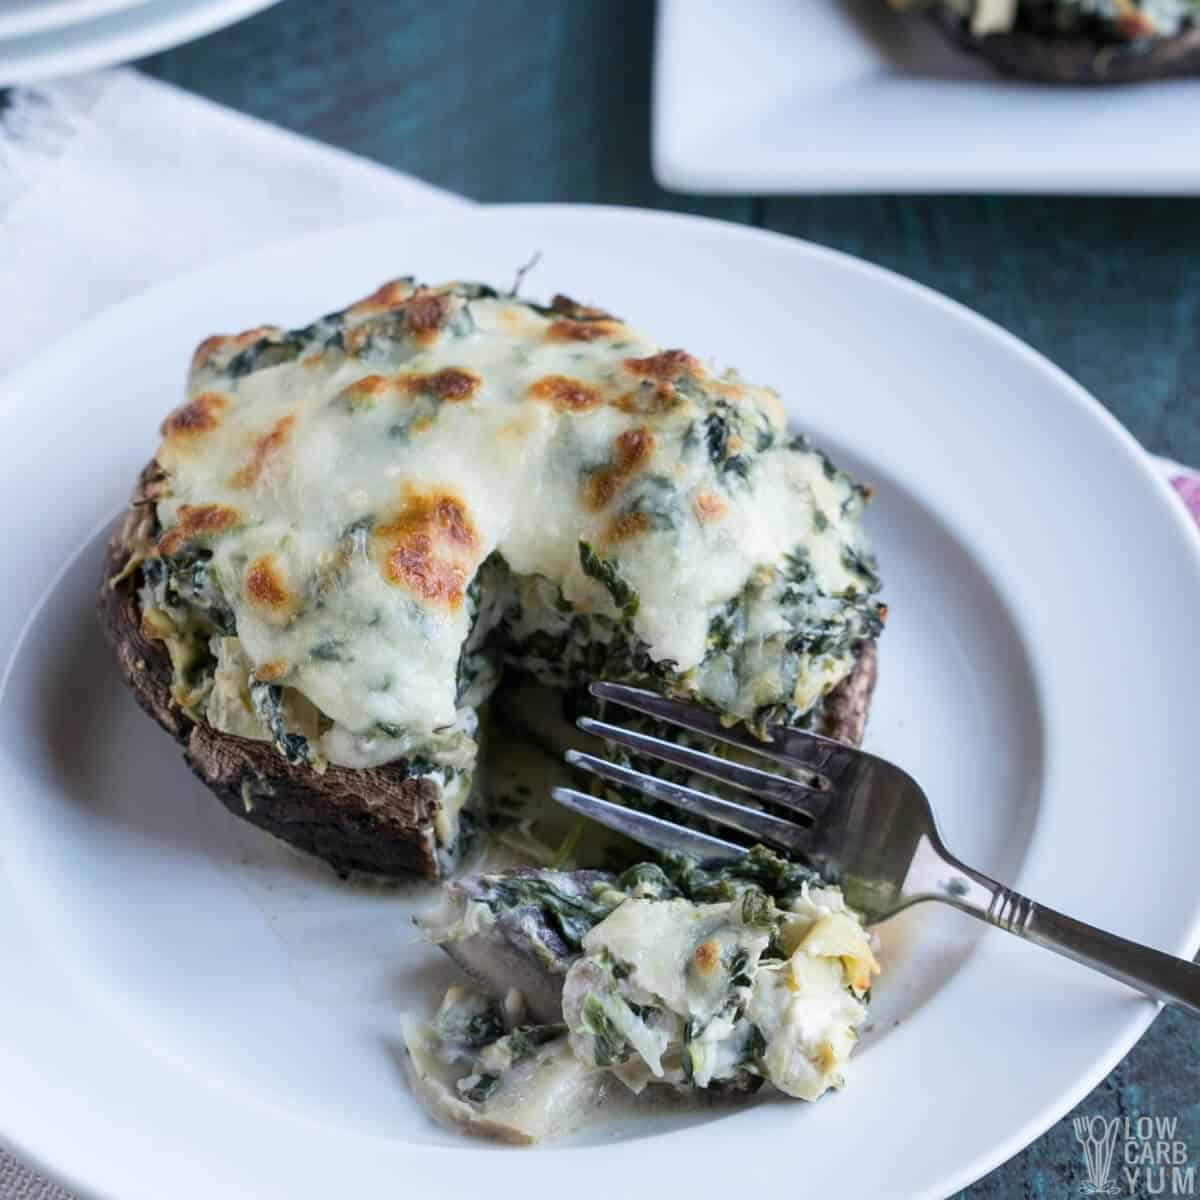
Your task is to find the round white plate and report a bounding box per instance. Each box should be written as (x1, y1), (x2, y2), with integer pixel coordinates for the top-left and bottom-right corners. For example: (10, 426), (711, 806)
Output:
(0, 0), (279, 85)
(0, 0), (148, 41)
(0, 206), (1197, 1200)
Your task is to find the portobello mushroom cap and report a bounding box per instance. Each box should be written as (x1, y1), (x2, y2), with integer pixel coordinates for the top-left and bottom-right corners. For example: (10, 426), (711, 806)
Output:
(928, 8), (1200, 83)
(99, 465), (879, 881)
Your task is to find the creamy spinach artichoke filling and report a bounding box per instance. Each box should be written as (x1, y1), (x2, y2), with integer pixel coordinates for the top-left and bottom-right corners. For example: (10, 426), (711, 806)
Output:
(407, 849), (879, 1142)
(135, 280), (883, 864)
(891, 0), (1200, 38)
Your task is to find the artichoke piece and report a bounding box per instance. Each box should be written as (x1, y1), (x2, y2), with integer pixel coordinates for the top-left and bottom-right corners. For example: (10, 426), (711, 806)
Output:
(402, 986), (601, 1144)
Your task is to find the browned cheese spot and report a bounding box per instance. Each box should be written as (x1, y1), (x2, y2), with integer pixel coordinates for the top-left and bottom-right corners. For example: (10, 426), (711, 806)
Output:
(616, 351), (701, 415)
(692, 939), (720, 977)
(372, 488), (479, 611)
(254, 659), (291, 683)
(230, 414), (296, 489)
(160, 391), (229, 440)
(545, 319), (620, 343)
(156, 504), (241, 557)
(244, 554), (294, 622)
(190, 326), (280, 372)
(403, 291), (449, 342)
(335, 374), (391, 410)
(399, 367), (481, 402)
(693, 490), (728, 525)
(549, 294), (612, 321)
(615, 427), (655, 470)
(346, 279), (416, 320)
(623, 349), (700, 382)
(604, 511), (650, 543)
(613, 385), (678, 416)
(527, 374), (604, 413)
(585, 427), (656, 510)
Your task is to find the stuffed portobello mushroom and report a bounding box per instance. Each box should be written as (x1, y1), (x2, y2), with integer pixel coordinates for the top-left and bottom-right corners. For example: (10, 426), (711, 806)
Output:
(100, 279), (884, 879)
(890, 0), (1200, 82)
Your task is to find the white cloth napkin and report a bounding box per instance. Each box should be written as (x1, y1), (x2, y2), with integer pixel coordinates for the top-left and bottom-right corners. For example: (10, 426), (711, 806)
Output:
(0, 66), (1196, 1200)
(0, 68), (466, 379)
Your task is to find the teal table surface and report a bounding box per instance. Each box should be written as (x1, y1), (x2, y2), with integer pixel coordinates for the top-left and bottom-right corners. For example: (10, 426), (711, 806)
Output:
(139, 2), (1198, 1196)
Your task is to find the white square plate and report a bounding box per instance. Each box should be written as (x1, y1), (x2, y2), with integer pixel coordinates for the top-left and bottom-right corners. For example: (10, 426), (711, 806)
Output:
(653, 0), (1200, 194)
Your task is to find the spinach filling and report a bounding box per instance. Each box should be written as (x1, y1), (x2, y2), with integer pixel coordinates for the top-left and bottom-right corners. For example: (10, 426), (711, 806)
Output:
(462, 849), (824, 957)
(579, 993), (631, 1067)
(413, 985), (575, 1115)
(250, 682), (311, 766)
(457, 1020), (568, 1104)
(469, 871), (625, 955)
(692, 395), (775, 485)
(138, 547), (235, 713)
(578, 542), (639, 619)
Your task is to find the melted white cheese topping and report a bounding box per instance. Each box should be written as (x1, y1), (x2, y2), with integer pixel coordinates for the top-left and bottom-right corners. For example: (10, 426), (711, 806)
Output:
(154, 283), (876, 766)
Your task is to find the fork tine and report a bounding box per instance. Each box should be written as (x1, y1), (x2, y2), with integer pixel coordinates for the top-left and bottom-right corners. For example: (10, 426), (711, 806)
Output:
(550, 786), (746, 864)
(589, 681), (855, 776)
(576, 715), (824, 817)
(565, 749), (811, 855)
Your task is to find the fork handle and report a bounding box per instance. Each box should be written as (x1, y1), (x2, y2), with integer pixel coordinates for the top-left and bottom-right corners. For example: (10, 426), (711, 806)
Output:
(940, 858), (1200, 1016)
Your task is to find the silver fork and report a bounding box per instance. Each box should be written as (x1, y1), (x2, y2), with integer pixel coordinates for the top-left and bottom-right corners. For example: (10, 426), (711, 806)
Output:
(552, 680), (1200, 1017)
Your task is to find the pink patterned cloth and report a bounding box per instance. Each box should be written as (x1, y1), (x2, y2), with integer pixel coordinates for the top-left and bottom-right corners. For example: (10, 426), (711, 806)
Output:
(1171, 472), (1200, 525)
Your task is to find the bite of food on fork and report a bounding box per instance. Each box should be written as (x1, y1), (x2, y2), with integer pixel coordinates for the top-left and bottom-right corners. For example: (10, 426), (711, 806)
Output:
(554, 681), (1200, 1017)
